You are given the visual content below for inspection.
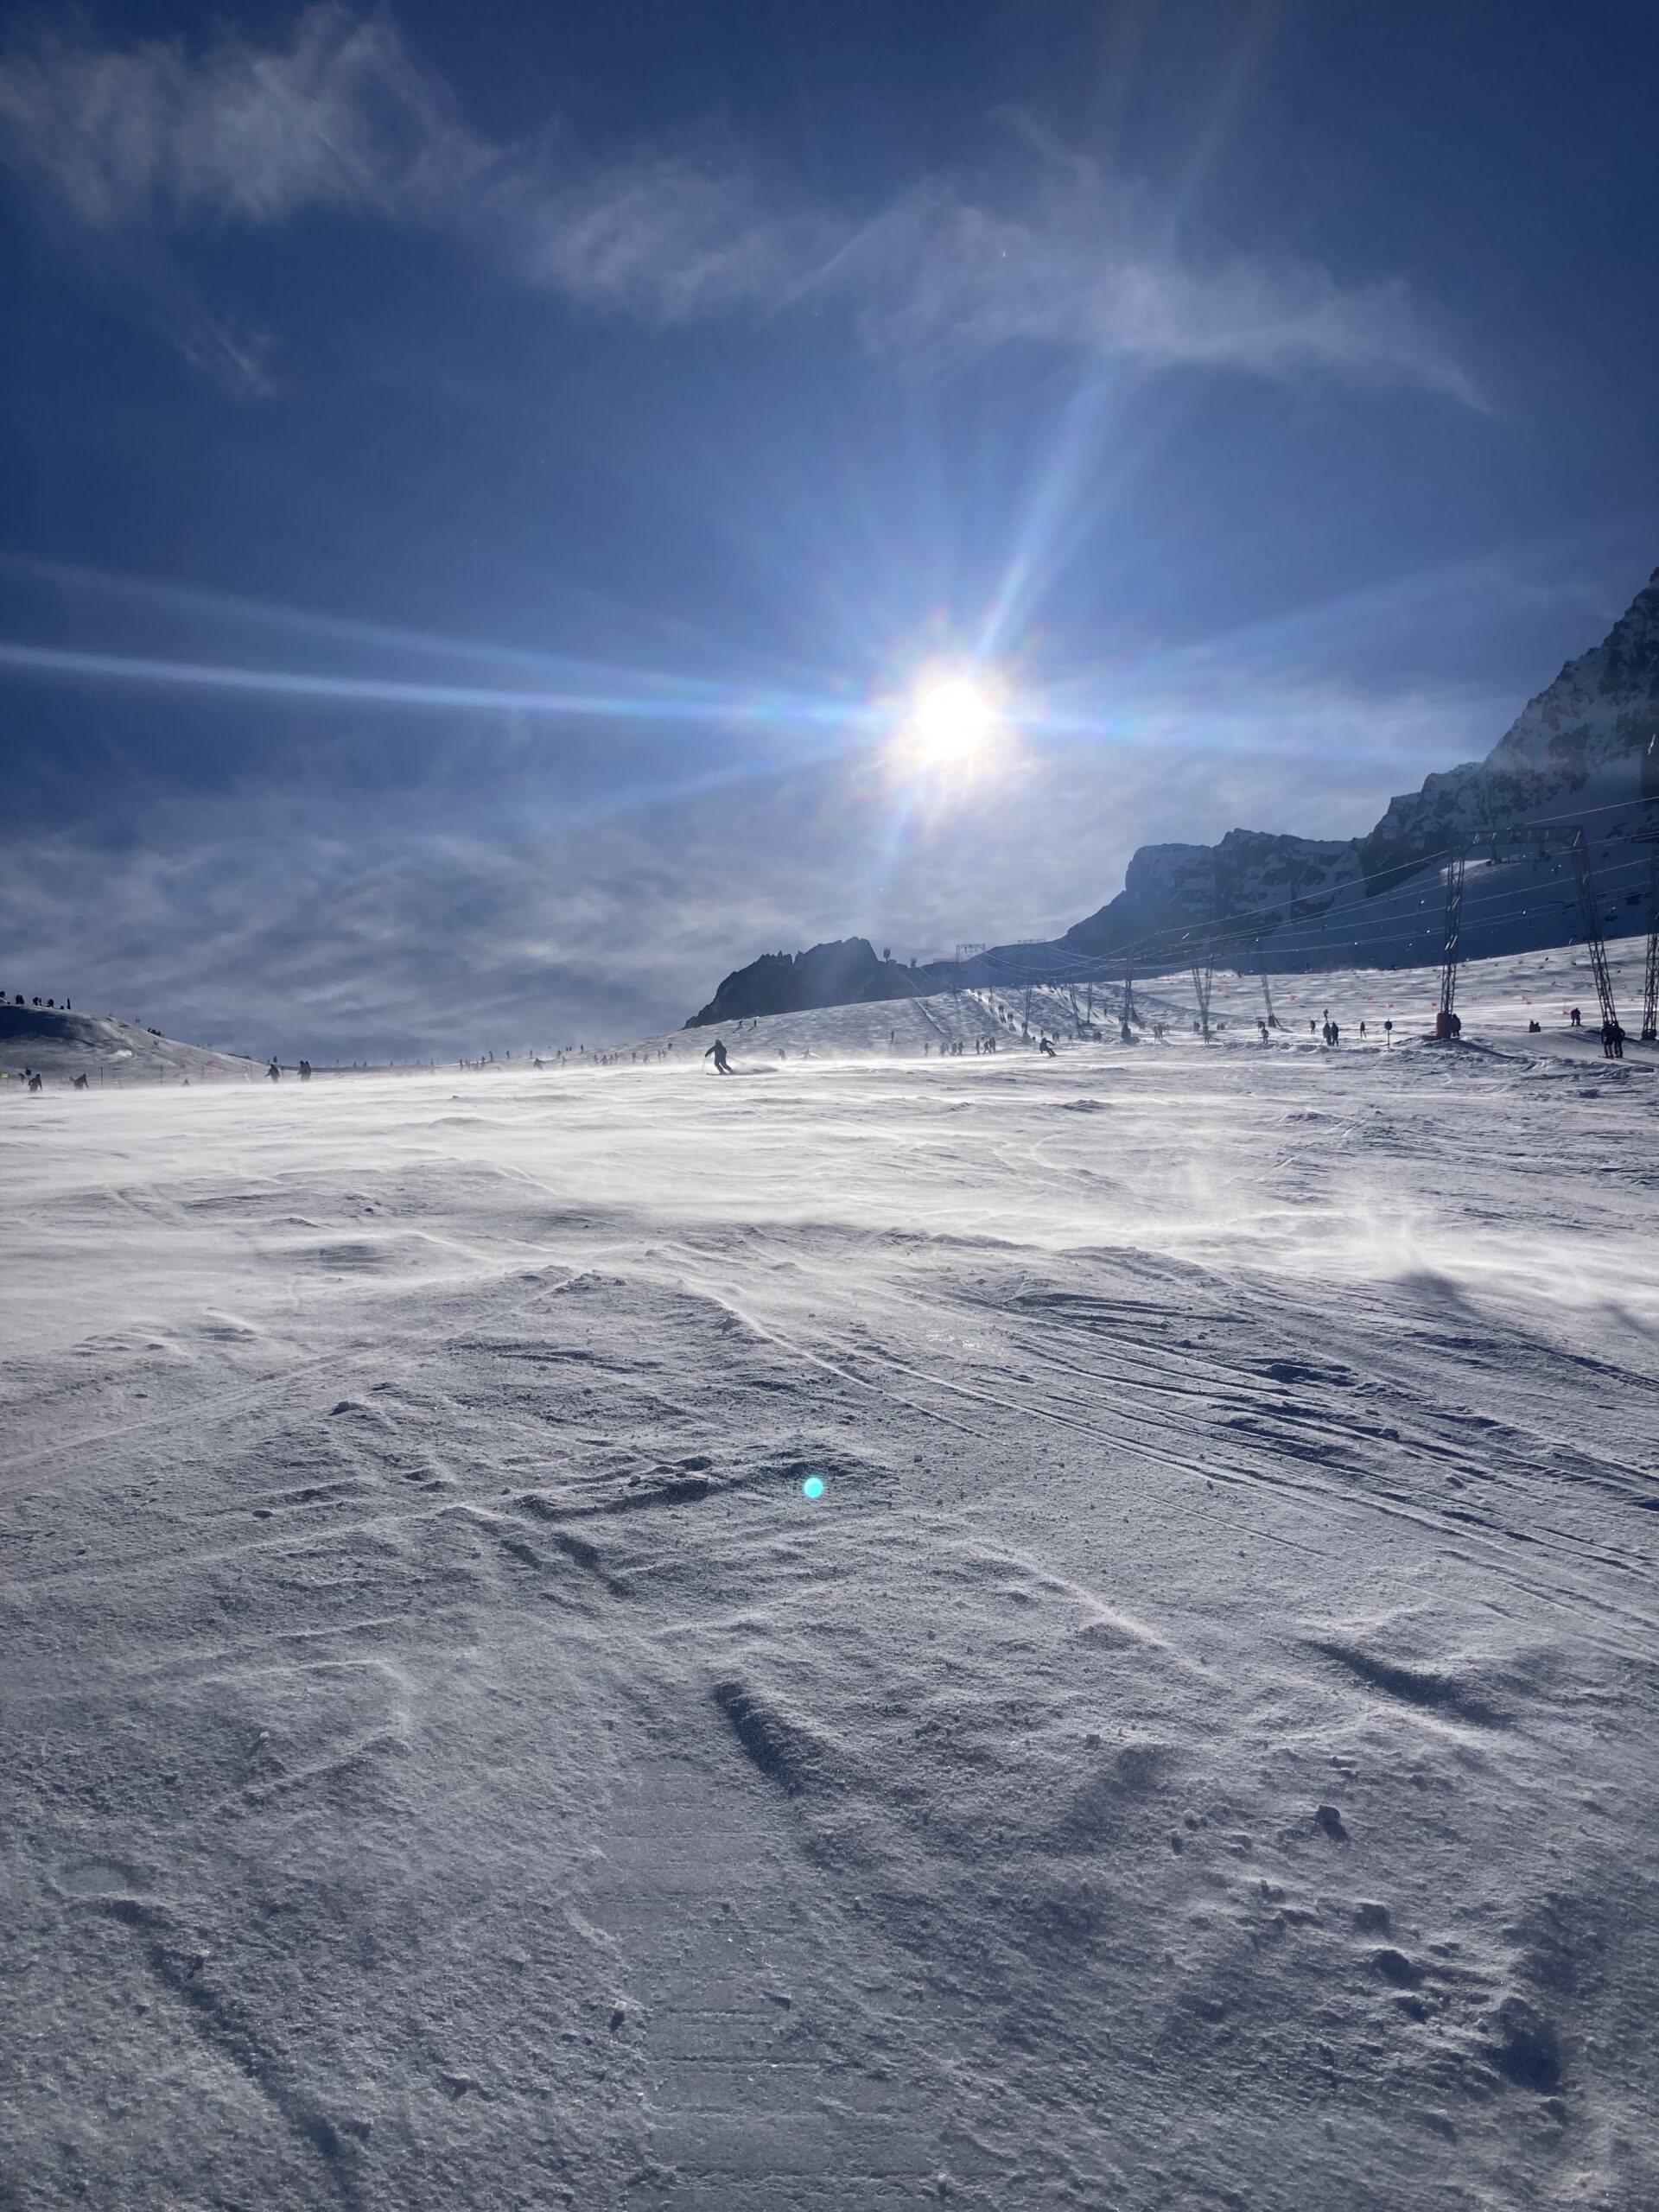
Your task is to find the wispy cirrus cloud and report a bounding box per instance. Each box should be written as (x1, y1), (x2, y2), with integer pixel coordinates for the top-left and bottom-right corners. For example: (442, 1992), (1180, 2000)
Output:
(0, 4), (1479, 404)
(0, 639), (1503, 1058)
(0, 4), (487, 229)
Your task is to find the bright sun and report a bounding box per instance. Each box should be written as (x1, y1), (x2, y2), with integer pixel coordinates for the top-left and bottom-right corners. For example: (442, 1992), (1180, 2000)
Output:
(911, 677), (993, 766)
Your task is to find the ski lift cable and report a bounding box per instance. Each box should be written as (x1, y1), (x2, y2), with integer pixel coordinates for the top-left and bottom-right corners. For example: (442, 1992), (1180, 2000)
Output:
(969, 803), (1654, 985)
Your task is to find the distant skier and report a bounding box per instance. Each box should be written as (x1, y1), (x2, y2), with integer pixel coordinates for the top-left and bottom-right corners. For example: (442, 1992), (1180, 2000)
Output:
(298, 1059), (313, 1082)
(704, 1038), (733, 1075)
(26, 1072), (41, 1092)
(1039, 1037), (1057, 1057)
(267, 1058), (281, 1082)
(1570, 1007), (1582, 1027)
(72, 1073), (87, 1090)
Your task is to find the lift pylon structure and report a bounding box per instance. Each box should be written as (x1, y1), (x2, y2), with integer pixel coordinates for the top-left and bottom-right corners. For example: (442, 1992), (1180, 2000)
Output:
(1433, 848), (1467, 1039)
(1190, 934), (1217, 1043)
(1639, 740), (1659, 1044)
(1568, 828), (1623, 1057)
(1192, 962), (1214, 1041)
(953, 943), (985, 995)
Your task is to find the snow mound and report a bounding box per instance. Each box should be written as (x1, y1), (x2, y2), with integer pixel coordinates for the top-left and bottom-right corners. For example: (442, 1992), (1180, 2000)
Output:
(0, 1003), (257, 1086)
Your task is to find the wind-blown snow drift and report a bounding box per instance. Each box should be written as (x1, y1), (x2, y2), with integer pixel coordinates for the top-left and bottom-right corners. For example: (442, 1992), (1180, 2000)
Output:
(3, 949), (1656, 2209)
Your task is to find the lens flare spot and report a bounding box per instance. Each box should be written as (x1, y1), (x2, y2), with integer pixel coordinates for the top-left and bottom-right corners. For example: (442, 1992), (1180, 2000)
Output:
(801, 1474), (826, 1500)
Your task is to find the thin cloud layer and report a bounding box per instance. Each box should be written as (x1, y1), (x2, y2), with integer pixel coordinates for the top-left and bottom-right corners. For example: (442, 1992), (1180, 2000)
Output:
(0, 5), (486, 229)
(0, 664), (1499, 1060)
(0, 5), (1478, 401)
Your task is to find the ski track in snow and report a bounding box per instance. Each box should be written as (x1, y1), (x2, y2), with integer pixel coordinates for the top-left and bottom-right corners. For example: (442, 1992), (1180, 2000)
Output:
(3, 946), (1658, 2210)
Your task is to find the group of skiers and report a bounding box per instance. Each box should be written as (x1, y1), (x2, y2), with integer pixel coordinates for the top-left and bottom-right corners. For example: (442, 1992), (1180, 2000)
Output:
(704, 1027), (1036, 1071)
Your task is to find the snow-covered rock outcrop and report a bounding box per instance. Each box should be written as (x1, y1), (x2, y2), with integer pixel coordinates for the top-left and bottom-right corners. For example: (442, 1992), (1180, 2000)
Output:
(1360, 566), (1659, 887)
(1060, 830), (1365, 957)
(688, 938), (930, 1027)
(687, 566), (1659, 1015)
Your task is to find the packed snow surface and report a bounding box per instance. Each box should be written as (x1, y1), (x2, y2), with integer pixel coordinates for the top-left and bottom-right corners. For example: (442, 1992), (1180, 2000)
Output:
(4, 948), (1658, 2210)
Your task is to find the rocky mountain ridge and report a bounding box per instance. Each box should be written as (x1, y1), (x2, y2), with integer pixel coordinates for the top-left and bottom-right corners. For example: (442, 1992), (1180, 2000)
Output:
(690, 567), (1659, 1022)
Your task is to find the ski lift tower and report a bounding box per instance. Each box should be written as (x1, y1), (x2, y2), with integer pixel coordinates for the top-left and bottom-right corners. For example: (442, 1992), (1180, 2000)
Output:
(1433, 847), (1468, 1039)
(1190, 931), (1217, 1043)
(953, 943), (984, 996)
(1638, 733), (1659, 1043)
(1567, 828), (1624, 1057)
(1188, 855), (1224, 1043)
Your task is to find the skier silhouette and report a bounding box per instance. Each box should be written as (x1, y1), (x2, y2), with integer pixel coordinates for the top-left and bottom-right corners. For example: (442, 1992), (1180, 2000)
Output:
(704, 1038), (733, 1075)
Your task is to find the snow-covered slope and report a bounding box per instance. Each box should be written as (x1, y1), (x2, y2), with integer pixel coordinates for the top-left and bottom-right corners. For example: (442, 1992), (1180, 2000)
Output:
(0, 1003), (260, 1087)
(5, 951), (1656, 2210)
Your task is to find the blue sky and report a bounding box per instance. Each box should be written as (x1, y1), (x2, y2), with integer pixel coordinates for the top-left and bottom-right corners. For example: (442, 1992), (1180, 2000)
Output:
(1, 0), (1656, 1057)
